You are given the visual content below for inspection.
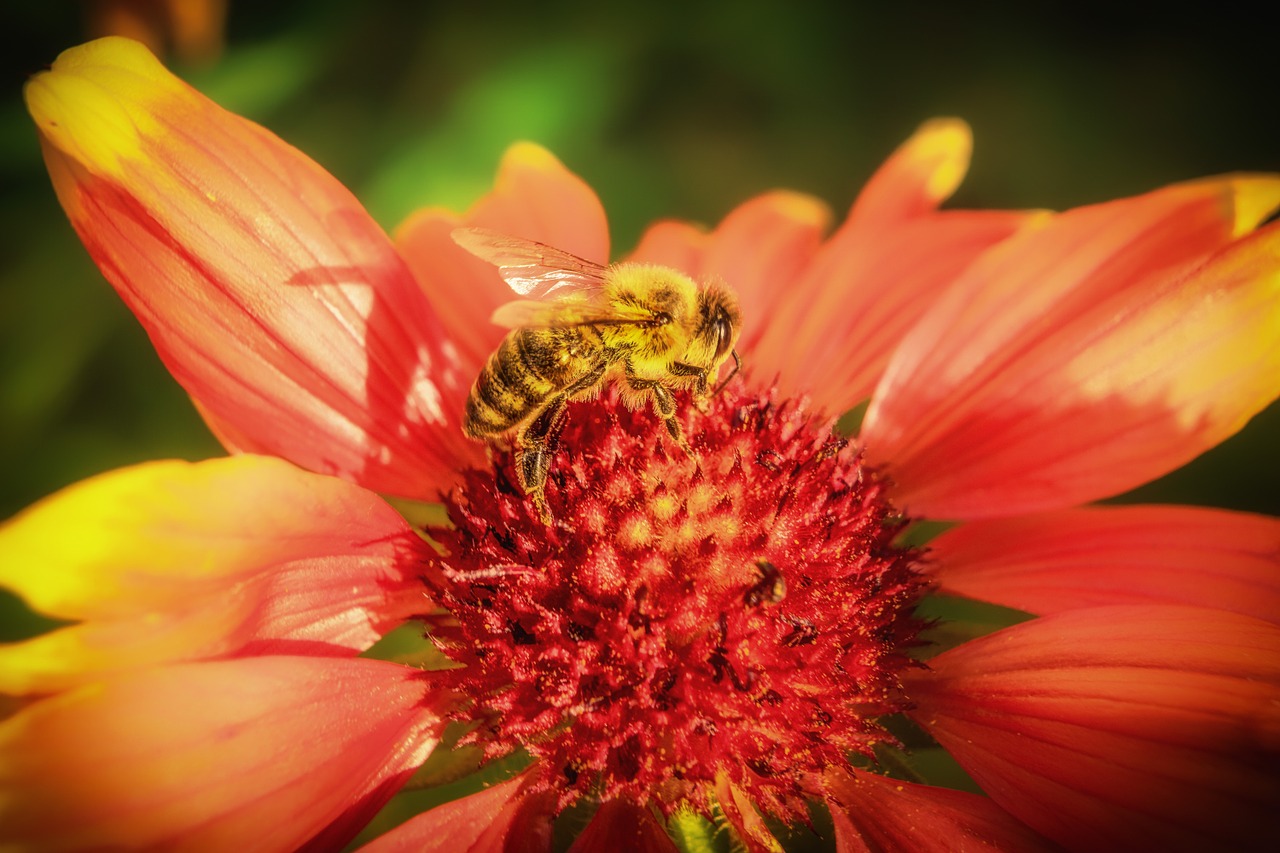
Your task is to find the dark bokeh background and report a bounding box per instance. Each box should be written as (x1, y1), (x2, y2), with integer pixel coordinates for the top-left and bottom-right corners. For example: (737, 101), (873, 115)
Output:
(3, 1), (1277, 518)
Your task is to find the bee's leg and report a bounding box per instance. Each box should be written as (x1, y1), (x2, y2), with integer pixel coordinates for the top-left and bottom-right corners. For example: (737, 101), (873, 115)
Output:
(515, 400), (564, 524)
(670, 361), (710, 395)
(516, 363), (607, 524)
(670, 361), (715, 412)
(624, 362), (692, 455)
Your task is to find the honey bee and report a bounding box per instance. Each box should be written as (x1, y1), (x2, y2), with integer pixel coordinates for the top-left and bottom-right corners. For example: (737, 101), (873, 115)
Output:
(454, 227), (742, 523)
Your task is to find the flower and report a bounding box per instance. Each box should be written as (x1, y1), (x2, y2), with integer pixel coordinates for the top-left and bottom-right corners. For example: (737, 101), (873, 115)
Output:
(5, 35), (1280, 851)
(83, 0), (227, 63)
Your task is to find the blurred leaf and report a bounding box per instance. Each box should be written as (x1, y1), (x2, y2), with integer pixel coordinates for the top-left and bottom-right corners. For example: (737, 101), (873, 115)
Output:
(184, 31), (326, 119)
(361, 37), (622, 227)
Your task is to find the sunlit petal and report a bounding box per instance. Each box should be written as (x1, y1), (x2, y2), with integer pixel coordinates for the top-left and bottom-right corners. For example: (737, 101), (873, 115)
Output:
(909, 606), (1280, 851)
(928, 504), (1280, 622)
(863, 177), (1280, 518)
(0, 456), (426, 692)
(25, 37), (477, 500)
(0, 657), (443, 851)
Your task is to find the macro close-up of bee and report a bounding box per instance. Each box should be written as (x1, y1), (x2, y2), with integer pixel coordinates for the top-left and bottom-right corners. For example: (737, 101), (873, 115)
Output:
(454, 227), (742, 522)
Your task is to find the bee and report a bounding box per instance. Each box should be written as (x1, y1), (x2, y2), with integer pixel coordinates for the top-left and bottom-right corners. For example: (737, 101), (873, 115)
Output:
(743, 559), (786, 608)
(453, 227), (742, 523)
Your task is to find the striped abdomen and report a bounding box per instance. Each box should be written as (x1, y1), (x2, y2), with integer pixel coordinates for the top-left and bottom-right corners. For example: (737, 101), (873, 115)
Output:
(463, 327), (601, 438)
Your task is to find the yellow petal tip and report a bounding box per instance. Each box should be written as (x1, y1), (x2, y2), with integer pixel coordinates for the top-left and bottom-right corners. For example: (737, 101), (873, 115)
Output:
(764, 189), (834, 231)
(908, 117), (973, 203)
(500, 141), (566, 175)
(1226, 174), (1280, 236)
(24, 37), (184, 179)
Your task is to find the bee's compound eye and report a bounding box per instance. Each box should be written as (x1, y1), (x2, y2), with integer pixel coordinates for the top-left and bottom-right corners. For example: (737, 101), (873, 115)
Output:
(713, 307), (734, 359)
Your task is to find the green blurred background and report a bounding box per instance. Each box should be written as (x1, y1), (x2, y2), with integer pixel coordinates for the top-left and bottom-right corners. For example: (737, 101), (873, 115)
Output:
(3, 0), (1277, 521)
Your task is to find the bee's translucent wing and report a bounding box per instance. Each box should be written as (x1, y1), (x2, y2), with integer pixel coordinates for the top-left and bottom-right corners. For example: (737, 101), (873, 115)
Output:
(452, 227), (609, 298)
(491, 297), (663, 331)
(489, 299), (585, 329)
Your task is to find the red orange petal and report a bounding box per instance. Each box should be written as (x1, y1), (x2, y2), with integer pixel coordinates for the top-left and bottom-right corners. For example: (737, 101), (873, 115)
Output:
(825, 769), (1054, 852)
(628, 191), (832, 362)
(567, 800), (678, 853)
(395, 142), (610, 375)
(628, 219), (709, 273)
(0, 456), (426, 692)
(754, 209), (1032, 411)
(26, 37), (478, 500)
(908, 606), (1280, 851)
(751, 119), (1029, 411)
(928, 504), (1280, 622)
(0, 657), (443, 850)
(863, 177), (1280, 518)
(715, 774), (783, 852)
(358, 773), (555, 853)
(687, 191), (831, 351)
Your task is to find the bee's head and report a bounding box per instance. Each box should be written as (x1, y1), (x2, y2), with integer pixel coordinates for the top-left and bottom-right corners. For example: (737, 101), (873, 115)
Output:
(711, 301), (736, 361)
(695, 284), (739, 357)
(695, 283), (742, 391)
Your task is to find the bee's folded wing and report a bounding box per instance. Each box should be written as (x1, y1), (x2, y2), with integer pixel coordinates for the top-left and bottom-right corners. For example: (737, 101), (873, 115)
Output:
(453, 227), (609, 298)
(490, 300), (578, 328)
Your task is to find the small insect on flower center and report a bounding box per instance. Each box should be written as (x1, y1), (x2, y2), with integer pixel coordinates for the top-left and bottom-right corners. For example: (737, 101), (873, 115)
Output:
(423, 386), (928, 820)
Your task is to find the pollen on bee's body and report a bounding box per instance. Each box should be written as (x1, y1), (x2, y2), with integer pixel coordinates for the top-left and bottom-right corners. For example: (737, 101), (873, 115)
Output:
(421, 385), (928, 821)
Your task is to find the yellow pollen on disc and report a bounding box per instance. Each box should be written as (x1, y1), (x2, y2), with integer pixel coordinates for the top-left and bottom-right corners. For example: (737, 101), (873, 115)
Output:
(618, 514), (655, 549)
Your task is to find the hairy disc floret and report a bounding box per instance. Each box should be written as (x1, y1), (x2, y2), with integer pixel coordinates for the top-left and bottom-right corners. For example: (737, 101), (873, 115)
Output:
(423, 386), (929, 820)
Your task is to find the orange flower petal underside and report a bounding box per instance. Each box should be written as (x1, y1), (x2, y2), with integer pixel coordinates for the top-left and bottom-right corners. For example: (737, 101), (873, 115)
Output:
(567, 799), (679, 853)
(863, 177), (1280, 519)
(0, 657), (443, 851)
(358, 773), (555, 853)
(25, 37), (479, 500)
(0, 456), (426, 693)
(751, 119), (1032, 411)
(395, 142), (610, 375)
(928, 504), (1280, 622)
(908, 606), (1280, 851)
(825, 769), (1054, 852)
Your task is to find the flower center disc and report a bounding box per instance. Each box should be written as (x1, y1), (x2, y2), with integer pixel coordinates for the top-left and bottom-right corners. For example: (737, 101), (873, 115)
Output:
(425, 386), (927, 818)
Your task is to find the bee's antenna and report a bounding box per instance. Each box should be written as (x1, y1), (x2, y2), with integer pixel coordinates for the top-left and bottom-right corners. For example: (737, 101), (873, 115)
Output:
(713, 350), (742, 397)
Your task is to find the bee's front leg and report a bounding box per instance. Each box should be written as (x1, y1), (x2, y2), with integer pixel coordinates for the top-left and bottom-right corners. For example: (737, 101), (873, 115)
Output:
(670, 360), (710, 393)
(670, 361), (713, 413)
(624, 361), (693, 456)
